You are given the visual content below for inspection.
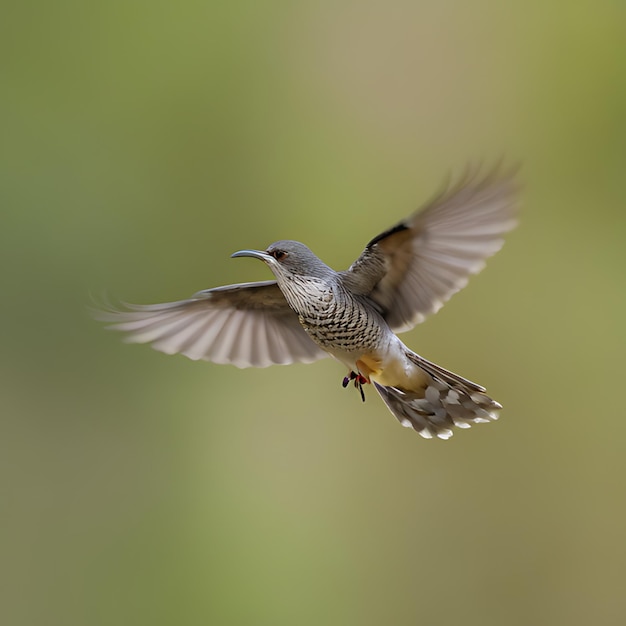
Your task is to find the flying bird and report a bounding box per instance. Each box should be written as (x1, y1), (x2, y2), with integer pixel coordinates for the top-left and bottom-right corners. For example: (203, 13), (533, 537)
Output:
(97, 165), (519, 439)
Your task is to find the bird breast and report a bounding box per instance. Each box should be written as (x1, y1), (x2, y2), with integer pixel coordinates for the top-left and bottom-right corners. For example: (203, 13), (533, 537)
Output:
(281, 276), (384, 354)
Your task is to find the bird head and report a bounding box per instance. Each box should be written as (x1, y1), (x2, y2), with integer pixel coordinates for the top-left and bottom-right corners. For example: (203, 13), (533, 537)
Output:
(231, 240), (334, 281)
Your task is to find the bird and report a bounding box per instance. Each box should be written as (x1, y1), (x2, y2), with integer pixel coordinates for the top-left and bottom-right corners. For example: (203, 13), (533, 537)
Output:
(96, 164), (519, 440)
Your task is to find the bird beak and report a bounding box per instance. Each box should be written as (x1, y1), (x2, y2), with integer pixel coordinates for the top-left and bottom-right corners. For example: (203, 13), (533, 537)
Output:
(231, 249), (273, 263)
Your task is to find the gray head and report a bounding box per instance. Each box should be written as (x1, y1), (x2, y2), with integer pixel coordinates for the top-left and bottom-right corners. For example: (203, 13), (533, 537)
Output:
(231, 240), (334, 281)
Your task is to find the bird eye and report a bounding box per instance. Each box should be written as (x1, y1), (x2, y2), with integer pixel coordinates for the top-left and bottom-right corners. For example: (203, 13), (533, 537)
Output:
(271, 250), (288, 261)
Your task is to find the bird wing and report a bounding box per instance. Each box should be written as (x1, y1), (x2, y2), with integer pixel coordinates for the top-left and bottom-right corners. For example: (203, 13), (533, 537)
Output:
(344, 164), (519, 333)
(94, 280), (328, 368)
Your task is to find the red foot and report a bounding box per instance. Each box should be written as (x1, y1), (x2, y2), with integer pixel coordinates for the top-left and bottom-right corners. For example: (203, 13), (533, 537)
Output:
(341, 370), (369, 402)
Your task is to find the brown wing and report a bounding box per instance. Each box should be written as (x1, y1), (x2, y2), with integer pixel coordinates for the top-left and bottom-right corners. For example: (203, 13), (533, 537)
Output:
(344, 164), (520, 332)
(94, 280), (328, 368)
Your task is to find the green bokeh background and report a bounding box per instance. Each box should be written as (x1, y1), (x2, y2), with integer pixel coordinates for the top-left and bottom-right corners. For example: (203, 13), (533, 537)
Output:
(2, 2), (626, 625)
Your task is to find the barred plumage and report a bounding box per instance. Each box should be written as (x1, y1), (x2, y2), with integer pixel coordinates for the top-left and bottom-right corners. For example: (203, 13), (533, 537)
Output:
(96, 165), (519, 440)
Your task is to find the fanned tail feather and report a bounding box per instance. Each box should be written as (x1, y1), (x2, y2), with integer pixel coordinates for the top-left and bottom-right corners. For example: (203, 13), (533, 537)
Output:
(374, 351), (501, 440)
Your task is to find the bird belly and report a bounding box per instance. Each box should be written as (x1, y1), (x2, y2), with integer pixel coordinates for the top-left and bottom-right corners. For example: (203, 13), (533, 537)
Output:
(331, 337), (428, 392)
(295, 289), (425, 389)
(366, 337), (428, 392)
(369, 353), (428, 390)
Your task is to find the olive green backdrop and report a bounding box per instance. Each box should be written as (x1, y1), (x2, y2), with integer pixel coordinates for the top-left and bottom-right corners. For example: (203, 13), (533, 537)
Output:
(2, 2), (625, 625)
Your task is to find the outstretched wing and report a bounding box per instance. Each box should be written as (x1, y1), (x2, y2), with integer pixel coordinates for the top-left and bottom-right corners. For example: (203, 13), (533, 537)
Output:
(94, 280), (328, 368)
(344, 164), (519, 333)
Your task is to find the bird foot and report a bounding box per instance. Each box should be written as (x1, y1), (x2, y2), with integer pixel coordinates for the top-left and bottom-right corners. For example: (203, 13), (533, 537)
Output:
(342, 370), (369, 402)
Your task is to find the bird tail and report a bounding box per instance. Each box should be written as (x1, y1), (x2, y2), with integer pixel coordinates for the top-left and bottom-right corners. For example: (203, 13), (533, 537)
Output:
(374, 351), (501, 440)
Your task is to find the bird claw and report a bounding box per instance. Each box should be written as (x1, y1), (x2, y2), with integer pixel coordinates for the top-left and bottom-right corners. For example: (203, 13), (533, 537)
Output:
(342, 370), (368, 402)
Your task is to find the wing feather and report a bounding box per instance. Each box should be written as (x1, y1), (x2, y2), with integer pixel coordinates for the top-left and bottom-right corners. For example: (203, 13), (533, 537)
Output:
(94, 281), (328, 368)
(343, 164), (519, 332)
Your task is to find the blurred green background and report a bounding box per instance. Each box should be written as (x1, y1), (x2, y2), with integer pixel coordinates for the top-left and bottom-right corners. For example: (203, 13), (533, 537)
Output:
(2, 1), (626, 625)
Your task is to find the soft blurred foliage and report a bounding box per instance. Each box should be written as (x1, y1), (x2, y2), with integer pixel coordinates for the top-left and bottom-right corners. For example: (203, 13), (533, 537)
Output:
(2, 1), (626, 625)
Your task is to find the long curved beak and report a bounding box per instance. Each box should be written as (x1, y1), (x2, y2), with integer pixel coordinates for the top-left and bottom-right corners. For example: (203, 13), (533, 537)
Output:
(231, 249), (273, 263)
